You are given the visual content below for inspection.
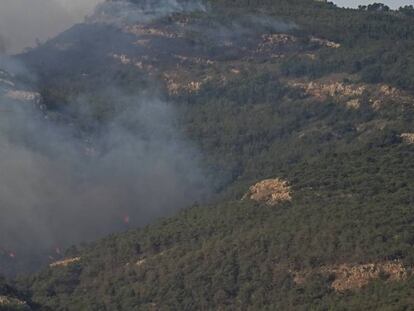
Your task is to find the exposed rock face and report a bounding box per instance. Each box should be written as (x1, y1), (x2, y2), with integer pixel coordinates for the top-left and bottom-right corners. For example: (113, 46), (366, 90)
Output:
(49, 257), (81, 268)
(289, 78), (413, 110)
(327, 262), (407, 292)
(243, 178), (292, 206)
(0, 296), (11, 305)
(309, 36), (341, 48)
(401, 133), (414, 145)
(379, 84), (399, 96)
(290, 80), (366, 100)
(167, 80), (202, 94)
(292, 261), (408, 292)
(112, 53), (133, 65)
(163, 72), (206, 95)
(5, 90), (42, 104)
(0, 295), (28, 308)
(124, 25), (179, 38)
(0, 69), (41, 106)
(257, 34), (297, 52)
(345, 98), (361, 109)
(0, 78), (15, 88)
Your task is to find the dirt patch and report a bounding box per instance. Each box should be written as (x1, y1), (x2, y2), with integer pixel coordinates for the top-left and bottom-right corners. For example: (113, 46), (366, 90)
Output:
(243, 178), (292, 206)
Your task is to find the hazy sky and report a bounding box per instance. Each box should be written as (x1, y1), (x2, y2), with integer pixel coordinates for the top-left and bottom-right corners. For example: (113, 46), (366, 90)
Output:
(333, 0), (414, 8)
(0, 0), (103, 54)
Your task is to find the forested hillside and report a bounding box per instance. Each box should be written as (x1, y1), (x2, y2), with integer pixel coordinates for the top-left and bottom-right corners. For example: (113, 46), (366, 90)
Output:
(1, 0), (413, 309)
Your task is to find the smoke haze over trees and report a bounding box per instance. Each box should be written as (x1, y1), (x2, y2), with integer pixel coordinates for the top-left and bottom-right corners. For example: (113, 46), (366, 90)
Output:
(0, 58), (208, 275)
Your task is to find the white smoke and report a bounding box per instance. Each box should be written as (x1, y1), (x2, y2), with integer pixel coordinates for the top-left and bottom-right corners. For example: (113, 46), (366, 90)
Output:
(90, 0), (206, 26)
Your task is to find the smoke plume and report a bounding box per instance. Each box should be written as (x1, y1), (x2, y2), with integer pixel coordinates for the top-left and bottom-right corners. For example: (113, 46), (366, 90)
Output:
(0, 55), (208, 275)
(0, 0), (292, 276)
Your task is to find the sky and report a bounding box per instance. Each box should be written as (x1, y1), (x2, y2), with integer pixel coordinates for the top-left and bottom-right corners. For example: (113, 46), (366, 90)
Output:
(333, 0), (414, 9)
(0, 0), (103, 54)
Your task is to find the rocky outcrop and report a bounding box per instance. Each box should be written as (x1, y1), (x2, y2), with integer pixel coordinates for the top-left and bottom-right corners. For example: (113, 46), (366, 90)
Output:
(5, 90), (41, 104)
(165, 79), (202, 94)
(0, 295), (28, 308)
(401, 133), (414, 145)
(112, 53), (133, 65)
(257, 34), (340, 53)
(111, 53), (156, 73)
(309, 36), (341, 48)
(163, 72), (206, 95)
(292, 261), (408, 292)
(257, 34), (297, 52)
(243, 178), (292, 206)
(345, 98), (361, 109)
(327, 262), (407, 292)
(371, 84), (412, 109)
(124, 25), (179, 38)
(289, 78), (413, 110)
(49, 257), (81, 268)
(0, 69), (41, 105)
(0, 78), (15, 88)
(290, 80), (366, 100)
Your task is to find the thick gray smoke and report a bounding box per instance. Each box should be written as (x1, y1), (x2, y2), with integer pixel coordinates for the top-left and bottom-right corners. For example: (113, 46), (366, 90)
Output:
(0, 0), (103, 53)
(0, 55), (208, 273)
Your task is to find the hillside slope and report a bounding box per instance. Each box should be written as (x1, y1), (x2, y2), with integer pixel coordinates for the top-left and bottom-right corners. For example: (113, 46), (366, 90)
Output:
(4, 0), (414, 309)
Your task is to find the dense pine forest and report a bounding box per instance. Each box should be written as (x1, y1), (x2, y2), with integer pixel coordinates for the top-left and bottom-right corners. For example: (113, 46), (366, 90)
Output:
(1, 0), (414, 310)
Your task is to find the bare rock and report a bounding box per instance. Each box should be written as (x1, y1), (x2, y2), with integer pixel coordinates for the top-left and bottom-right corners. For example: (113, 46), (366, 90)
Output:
(50, 257), (81, 268)
(401, 133), (414, 145)
(243, 178), (292, 206)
